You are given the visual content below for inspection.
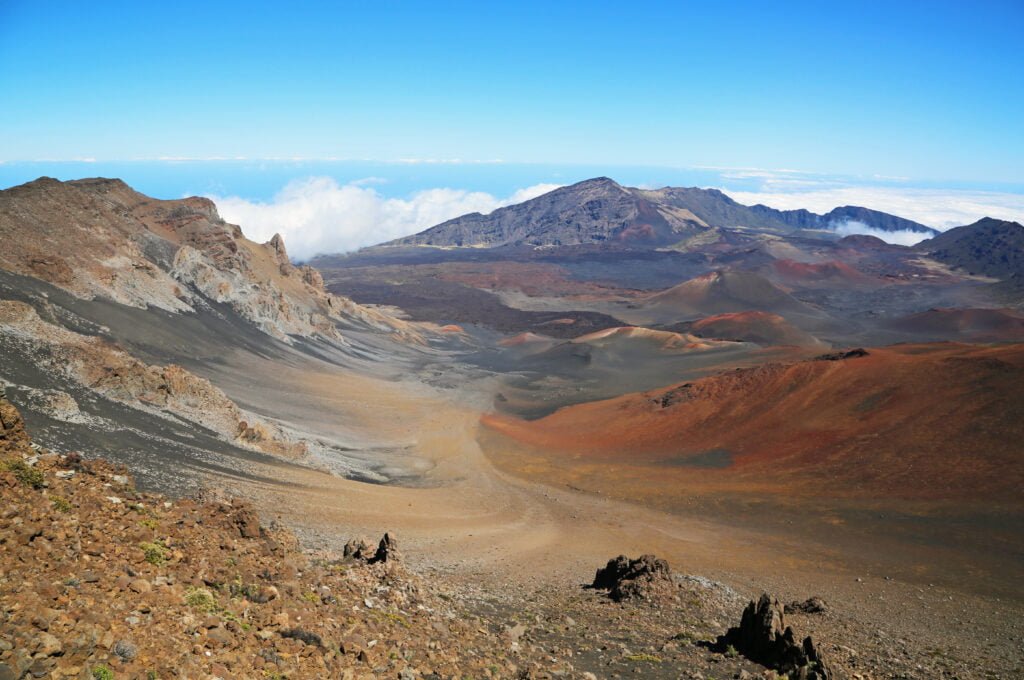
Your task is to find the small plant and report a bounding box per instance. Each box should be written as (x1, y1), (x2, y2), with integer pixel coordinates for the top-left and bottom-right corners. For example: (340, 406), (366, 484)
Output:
(724, 644), (739, 658)
(139, 518), (159, 530)
(51, 496), (72, 512)
(139, 540), (168, 566)
(185, 587), (218, 613)
(302, 591), (320, 604)
(92, 666), (114, 680)
(146, 672), (159, 680)
(625, 653), (662, 663)
(229, 579), (260, 600)
(2, 459), (44, 489)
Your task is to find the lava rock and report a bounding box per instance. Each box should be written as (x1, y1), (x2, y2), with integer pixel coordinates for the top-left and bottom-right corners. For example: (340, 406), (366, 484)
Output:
(716, 593), (832, 679)
(591, 554), (673, 601)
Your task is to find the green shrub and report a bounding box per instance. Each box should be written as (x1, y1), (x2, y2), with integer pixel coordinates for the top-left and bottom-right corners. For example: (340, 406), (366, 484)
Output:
(92, 666), (114, 680)
(185, 587), (218, 613)
(2, 459), (44, 489)
(51, 496), (72, 512)
(139, 540), (168, 566)
(139, 518), (159, 530)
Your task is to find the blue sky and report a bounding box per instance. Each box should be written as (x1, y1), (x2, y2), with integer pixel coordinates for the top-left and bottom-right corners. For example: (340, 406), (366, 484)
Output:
(2, 1), (1022, 181)
(2, 2), (1023, 257)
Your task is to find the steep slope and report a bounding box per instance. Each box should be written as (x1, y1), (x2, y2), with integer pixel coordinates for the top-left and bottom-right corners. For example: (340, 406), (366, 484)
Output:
(0, 177), (421, 343)
(0, 300), (304, 458)
(0, 397), (515, 679)
(389, 177), (706, 248)
(916, 217), (1024, 279)
(483, 343), (1024, 502)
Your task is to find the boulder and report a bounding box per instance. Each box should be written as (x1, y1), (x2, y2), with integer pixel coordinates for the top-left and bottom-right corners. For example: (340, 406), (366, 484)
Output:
(591, 554), (673, 602)
(787, 597), (828, 614)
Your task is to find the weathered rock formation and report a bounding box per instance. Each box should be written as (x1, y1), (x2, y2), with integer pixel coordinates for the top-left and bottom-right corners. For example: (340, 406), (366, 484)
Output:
(344, 533), (401, 565)
(0, 177), (424, 343)
(717, 593), (832, 679)
(591, 554), (674, 602)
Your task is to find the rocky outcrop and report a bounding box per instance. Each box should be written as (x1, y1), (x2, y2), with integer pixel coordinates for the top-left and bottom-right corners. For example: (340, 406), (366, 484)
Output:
(815, 348), (869, 361)
(716, 593), (832, 679)
(344, 533), (401, 565)
(0, 177), (428, 344)
(591, 554), (674, 602)
(0, 384), (29, 454)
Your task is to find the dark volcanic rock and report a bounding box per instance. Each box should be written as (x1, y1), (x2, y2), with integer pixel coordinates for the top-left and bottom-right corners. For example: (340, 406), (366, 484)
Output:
(815, 348), (869, 361)
(591, 554), (673, 602)
(370, 532), (400, 564)
(344, 533), (401, 564)
(717, 593), (832, 679)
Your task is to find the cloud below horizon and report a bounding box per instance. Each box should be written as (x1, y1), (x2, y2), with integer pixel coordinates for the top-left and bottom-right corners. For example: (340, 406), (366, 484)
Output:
(721, 185), (1024, 239)
(829, 219), (930, 247)
(208, 177), (561, 260)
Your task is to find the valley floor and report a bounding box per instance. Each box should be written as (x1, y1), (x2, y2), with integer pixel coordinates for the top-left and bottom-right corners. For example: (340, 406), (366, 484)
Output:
(189, 355), (1024, 679)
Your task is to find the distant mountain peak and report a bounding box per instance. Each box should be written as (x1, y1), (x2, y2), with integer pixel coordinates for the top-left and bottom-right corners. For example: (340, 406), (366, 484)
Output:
(918, 216), (1024, 279)
(381, 176), (937, 250)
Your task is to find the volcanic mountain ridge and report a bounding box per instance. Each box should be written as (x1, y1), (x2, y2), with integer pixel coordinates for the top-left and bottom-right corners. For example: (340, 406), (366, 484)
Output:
(387, 177), (936, 249)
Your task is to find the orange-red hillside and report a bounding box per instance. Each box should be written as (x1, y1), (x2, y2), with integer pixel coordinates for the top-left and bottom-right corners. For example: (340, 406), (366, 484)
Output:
(482, 343), (1024, 502)
(689, 311), (823, 347)
(886, 308), (1024, 342)
(770, 259), (873, 286)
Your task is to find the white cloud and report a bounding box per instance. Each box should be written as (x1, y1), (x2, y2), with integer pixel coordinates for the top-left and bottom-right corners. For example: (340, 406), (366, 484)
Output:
(208, 177), (561, 260)
(721, 186), (1024, 234)
(830, 220), (930, 247)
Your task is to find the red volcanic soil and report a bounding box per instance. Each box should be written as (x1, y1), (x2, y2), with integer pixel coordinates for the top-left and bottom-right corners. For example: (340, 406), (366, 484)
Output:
(689, 311), (822, 347)
(642, 270), (812, 318)
(771, 259), (872, 285)
(434, 261), (636, 300)
(886, 308), (1024, 342)
(482, 343), (1024, 503)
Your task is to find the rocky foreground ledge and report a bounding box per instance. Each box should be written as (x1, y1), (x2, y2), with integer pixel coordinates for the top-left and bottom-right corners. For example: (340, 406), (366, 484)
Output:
(2, 391), (860, 679)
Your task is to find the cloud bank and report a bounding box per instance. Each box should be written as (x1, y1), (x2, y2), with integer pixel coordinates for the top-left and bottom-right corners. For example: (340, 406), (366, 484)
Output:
(209, 178), (561, 260)
(829, 220), (930, 247)
(722, 186), (1024, 241)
